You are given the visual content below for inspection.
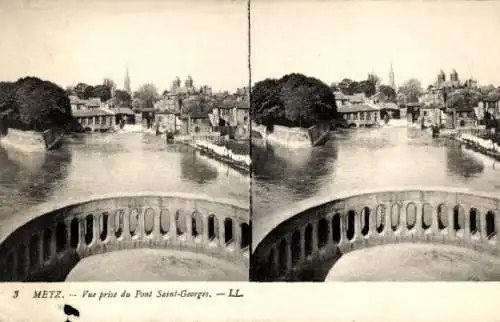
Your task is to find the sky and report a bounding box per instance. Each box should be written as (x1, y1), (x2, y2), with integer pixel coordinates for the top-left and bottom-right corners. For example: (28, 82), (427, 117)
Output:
(251, 1), (500, 89)
(0, 0), (249, 93)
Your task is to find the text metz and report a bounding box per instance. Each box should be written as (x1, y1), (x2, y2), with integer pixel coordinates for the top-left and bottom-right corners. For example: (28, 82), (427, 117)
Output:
(33, 290), (63, 299)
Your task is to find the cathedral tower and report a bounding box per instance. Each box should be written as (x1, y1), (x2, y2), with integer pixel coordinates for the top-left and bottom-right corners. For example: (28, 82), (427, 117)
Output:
(124, 66), (131, 95)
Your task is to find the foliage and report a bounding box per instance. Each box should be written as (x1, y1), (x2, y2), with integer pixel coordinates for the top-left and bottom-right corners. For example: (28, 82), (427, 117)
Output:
(487, 88), (500, 101)
(378, 85), (397, 102)
(446, 88), (482, 109)
(251, 73), (338, 128)
(397, 78), (423, 104)
(0, 77), (73, 131)
(114, 89), (132, 107)
(92, 84), (111, 102)
(336, 74), (378, 97)
(133, 83), (160, 110)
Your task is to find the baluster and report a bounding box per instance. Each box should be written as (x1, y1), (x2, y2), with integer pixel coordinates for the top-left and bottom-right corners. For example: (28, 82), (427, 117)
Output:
(49, 227), (57, 258)
(186, 211), (193, 243)
(169, 209), (178, 241)
(463, 206), (471, 241)
(77, 216), (86, 250)
(430, 203), (439, 235)
(233, 219), (241, 251)
(284, 234), (293, 274)
(353, 210), (361, 241)
(414, 202), (423, 236)
(400, 202), (407, 235)
(311, 221), (319, 254)
(202, 214), (209, 245)
(64, 219), (72, 249)
(218, 216), (226, 247)
(152, 209), (161, 240)
(298, 226), (306, 262)
(325, 215), (333, 247)
(122, 209), (131, 240)
(135, 209), (145, 239)
(447, 204), (456, 239)
(340, 211), (347, 244)
(92, 215), (100, 246)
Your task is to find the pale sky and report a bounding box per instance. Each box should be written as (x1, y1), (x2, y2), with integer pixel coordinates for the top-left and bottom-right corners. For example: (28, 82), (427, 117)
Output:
(0, 0), (248, 93)
(251, 1), (500, 88)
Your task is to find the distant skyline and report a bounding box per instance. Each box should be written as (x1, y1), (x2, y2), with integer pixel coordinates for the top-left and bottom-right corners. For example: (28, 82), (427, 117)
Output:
(251, 1), (500, 89)
(0, 0), (248, 93)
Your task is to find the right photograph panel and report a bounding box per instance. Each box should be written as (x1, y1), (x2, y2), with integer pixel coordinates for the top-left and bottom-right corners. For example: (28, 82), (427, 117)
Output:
(250, 0), (500, 282)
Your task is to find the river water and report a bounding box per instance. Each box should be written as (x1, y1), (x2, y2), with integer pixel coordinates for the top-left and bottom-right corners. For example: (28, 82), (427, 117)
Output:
(252, 124), (500, 280)
(252, 125), (500, 220)
(0, 132), (249, 220)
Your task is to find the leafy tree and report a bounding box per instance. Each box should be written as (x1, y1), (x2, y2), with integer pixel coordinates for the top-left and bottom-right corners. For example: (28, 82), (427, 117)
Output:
(251, 73), (337, 128)
(73, 83), (90, 99)
(479, 85), (495, 97)
(92, 84), (111, 102)
(114, 89), (132, 107)
(378, 85), (397, 102)
(133, 83), (159, 110)
(487, 88), (500, 101)
(7, 77), (73, 131)
(398, 78), (423, 104)
(0, 81), (17, 112)
(337, 78), (356, 95)
(446, 88), (482, 109)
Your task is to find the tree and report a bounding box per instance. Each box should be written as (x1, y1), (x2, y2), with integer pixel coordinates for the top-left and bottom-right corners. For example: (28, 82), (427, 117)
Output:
(398, 78), (423, 104)
(337, 78), (356, 95)
(92, 84), (111, 102)
(133, 83), (159, 110)
(73, 83), (91, 99)
(9, 77), (73, 131)
(0, 81), (17, 112)
(446, 88), (482, 109)
(114, 89), (132, 107)
(479, 85), (495, 98)
(487, 88), (500, 101)
(378, 85), (397, 103)
(251, 73), (338, 128)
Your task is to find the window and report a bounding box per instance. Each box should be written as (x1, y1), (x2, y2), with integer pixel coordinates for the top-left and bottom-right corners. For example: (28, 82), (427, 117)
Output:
(360, 112), (365, 120)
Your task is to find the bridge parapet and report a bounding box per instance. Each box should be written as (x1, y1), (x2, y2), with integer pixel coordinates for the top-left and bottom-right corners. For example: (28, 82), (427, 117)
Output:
(251, 188), (499, 282)
(0, 192), (250, 282)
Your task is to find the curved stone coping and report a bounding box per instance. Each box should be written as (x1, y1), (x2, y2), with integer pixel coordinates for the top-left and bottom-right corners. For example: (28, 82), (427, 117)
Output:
(253, 186), (500, 250)
(0, 191), (249, 244)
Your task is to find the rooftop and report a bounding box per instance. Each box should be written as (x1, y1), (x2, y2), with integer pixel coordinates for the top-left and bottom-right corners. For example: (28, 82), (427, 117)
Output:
(73, 108), (114, 117)
(338, 103), (380, 113)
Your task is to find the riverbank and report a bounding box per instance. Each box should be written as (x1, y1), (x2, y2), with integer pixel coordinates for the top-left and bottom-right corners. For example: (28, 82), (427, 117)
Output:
(455, 132), (500, 161)
(185, 139), (250, 174)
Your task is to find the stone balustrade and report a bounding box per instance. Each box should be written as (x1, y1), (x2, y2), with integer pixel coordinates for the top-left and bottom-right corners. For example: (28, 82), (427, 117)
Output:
(251, 187), (499, 282)
(0, 192), (250, 282)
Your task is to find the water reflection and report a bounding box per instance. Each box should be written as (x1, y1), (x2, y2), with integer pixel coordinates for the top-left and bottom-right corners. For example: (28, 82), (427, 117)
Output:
(252, 141), (338, 198)
(180, 151), (218, 185)
(0, 145), (72, 214)
(446, 142), (485, 179)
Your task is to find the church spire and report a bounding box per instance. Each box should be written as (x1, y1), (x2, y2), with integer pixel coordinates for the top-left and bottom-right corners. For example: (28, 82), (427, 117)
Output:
(389, 61), (396, 90)
(124, 65), (131, 95)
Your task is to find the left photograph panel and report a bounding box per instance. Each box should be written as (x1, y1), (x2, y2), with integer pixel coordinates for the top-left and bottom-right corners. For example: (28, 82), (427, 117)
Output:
(0, 0), (250, 282)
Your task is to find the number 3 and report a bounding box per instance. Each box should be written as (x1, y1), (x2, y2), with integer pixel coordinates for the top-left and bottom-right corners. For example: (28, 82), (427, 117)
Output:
(12, 290), (18, 299)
